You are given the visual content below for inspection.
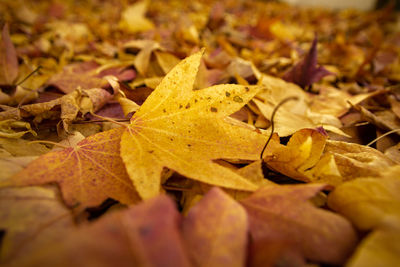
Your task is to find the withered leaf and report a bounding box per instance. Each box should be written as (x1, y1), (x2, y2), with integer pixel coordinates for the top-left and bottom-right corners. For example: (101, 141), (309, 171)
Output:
(263, 128), (343, 185)
(0, 87), (113, 132)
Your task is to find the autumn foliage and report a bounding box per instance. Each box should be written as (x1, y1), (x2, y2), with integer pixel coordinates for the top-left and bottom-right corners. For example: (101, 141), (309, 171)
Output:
(1, 0), (400, 266)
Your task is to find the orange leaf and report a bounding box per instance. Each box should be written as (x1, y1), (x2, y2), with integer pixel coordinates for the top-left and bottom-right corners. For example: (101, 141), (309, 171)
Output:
(241, 184), (358, 264)
(182, 187), (248, 267)
(3, 127), (139, 207)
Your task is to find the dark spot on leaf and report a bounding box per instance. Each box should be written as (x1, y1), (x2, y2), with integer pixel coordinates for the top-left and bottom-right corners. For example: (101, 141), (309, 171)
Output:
(233, 96), (243, 103)
(185, 103), (190, 109)
(187, 144), (191, 147)
(245, 86), (250, 92)
(210, 107), (218, 112)
(206, 97), (211, 100)
(170, 138), (173, 141)
(225, 91), (231, 97)
(139, 225), (152, 237)
(163, 109), (166, 113)
(148, 150), (154, 153)
(195, 99), (198, 103)
(179, 104), (183, 109)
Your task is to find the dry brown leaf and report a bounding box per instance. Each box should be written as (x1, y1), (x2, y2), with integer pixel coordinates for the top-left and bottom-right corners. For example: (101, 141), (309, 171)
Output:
(0, 87), (113, 132)
(324, 140), (396, 180)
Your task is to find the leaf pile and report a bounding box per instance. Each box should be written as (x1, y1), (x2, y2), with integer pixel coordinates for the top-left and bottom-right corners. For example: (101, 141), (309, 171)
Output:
(1, 0), (400, 266)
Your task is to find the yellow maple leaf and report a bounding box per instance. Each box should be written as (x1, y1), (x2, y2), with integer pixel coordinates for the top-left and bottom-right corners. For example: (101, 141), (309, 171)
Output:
(120, 50), (267, 199)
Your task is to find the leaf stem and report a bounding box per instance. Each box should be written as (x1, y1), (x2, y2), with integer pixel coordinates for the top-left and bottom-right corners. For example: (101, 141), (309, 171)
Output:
(28, 140), (71, 149)
(90, 113), (129, 128)
(366, 128), (400, 147)
(16, 66), (42, 86)
(260, 96), (299, 159)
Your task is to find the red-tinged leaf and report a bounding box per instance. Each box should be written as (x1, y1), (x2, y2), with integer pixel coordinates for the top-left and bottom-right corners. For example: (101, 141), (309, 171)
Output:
(282, 36), (333, 89)
(98, 66), (136, 82)
(16, 195), (191, 267)
(182, 187), (248, 267)
(47, 61), (106, 93)
(0, 186), (74, 264)
(0, 24), (18, 85)
(48, 62), (136, 94)
(241, 184), (358, 265)
(2, 127), (139, 208)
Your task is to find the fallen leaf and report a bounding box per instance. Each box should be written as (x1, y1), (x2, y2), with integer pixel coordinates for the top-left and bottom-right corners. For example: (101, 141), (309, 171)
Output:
(282, 36), (333, 89)
(123, 40), (162, 76)
(346, 217), (400, 267)
(3, 127), (139, 207)
(255, 74), (345, 136)
(0, 119), (36, 138)
(155, 51), (181, 74)
(47, 61), (106, 94)
(0, 137), (50, 157)
(120, 50), (267, 199)
(182, 187), (248, 267)
(0, 186), (74, 263)
(263, 128), (343, 184)
(0, 24), (18, 85)
(328, 166), (400, 230)
(227, 160), (275, 200)
(384, 142), (400, 164)
(324, 140), (396, 180)
(0, 87), (113, 132)
(119, 0), (155, 33)
(263, 128), (397, 185)
(241, 183), (358, 264)
(16, 195), (191, 267)
(0, 156), (36, 181)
